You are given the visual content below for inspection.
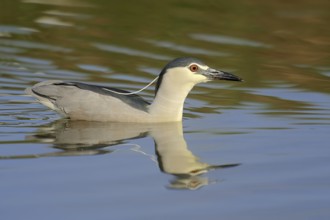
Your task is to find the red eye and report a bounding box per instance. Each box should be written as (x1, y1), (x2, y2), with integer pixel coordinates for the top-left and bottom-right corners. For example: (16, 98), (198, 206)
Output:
(189, 64), (199, 72)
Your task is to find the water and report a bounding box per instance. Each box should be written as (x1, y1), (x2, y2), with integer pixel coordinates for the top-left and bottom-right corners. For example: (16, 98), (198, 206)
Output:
(1, 0), (330, 219)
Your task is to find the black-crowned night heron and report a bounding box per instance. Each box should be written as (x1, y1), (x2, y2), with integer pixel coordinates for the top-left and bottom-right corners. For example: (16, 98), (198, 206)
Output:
(26, 57), (242, 122)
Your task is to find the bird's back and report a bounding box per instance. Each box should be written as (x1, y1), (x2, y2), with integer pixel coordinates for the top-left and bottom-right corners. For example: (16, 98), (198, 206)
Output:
(26, 80), (151, 122)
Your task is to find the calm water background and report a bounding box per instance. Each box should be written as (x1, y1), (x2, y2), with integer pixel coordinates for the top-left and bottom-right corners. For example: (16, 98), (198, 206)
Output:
(1, 0), (330, 219)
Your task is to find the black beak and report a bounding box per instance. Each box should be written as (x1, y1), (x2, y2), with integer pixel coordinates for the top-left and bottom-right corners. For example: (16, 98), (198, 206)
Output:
(204, 68), (243, 82)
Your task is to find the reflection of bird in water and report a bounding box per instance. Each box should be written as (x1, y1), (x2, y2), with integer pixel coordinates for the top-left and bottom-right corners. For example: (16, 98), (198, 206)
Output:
(151, 123), (239, 190)
(2, 120), (239, 190)
(26, 57), (242, 122)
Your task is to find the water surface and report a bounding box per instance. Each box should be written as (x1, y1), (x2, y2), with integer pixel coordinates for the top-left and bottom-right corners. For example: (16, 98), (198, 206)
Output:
(1, 0), (330, 220)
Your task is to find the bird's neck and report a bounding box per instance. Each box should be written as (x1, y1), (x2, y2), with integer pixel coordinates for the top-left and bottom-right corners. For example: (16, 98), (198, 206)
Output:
(148, 80), (194, 122)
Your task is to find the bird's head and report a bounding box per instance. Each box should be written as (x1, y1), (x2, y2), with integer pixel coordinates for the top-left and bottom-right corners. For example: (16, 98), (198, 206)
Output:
(155, 57), (242, 95)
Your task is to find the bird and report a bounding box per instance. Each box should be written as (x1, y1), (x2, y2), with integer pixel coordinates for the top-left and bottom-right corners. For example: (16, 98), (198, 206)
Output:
(26, 57), (242, 122)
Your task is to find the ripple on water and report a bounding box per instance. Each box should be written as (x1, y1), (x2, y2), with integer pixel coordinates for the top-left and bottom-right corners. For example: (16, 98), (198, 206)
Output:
(0, 46), (25, 53)
(190, 33), (272, 48)
(144, 39), (231, 57)
(22, 0), (94, 7)
(93, 43), (171, 61)
(76, 64), (112, 73)
(0, 39), (72, 53)
(35, 16), (74, 27)
(0, 25), (38, 36)
(43, 10), (91, 19)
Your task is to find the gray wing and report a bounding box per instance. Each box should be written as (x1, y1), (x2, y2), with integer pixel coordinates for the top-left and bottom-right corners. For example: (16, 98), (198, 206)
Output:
(27, 81), (150, 113)
(57, 82), (150, 112)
